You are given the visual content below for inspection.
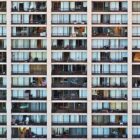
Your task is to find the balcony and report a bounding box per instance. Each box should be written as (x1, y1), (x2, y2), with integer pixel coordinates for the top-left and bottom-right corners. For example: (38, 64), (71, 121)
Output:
(92, 102), (127, 113)
(92, 14), (127, 25)
(52, 115), (87, 125)
(52, 65), (87, 75)
(0, 27), (6, 37)
(92, 39), (127, 50)
(92, 64), (127, 75)
(133, 27), (140, 37)
(92, 115), (127, 126)
(92, 27), (127, 37)
(12, 103), (47, 113)
(0, 39), (6, 50)
(0, 65), (6, 75)
(12, 14), (46, 24)
(0, 128), (6, 138)
(52, 128), (87, 138)
(12, 64), (47, 75)
(0, 2), (6, 12)
(52, 2), (87, 12)
(133, 2), (140, 12)
(92, 128), (127, 138)
(12, 90), (47, 100)
(52, 90), (87, 100)
(92, 64), (128, 75)
(132, 65), (140, 75)
(52, 78), (87, 88)
(0, 90), (6, 100)
(92, 77), (127, 88)
(12, 115), (47, 125)
(0, 78), (6, 88)
(12, 127), (47, 138)
(92, 52), (127, 63)
(12, 39), (47, 50)
(0, 115), (6, 125)
(0, 14), (6, 24)
(52, 103), (87, 113)
(133, 115), (140, 125)
(11, 2), (47, 12)
(52, 52), (87, 63)
(132, 78), (140, 88)
(132, 90), (140, 100)
(12, 27), (47, 37)
(132, 102), (140, 113)
(52, 27), (87, 37)
(12, 52), (47, 63)
(12, 77), (47, 88)
(92, 90), (127, 100)
(92, 2), (127, 12)
(0, 103), (6, 113)
(52, 39), (87, 50)
(0, 52), (6, 62)
(133, 52), (140, 63)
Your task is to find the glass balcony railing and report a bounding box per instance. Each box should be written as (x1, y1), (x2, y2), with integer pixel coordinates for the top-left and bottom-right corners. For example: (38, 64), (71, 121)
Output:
(92, 115), (127, 126)
(52, 78), (87, 88)
(52, 90), (87, 100)
(52, 2), (87, 12)
(12, 14), (46, 24)
(12, 39), (47, 50)
(92, 2), (127, 12)
(92, 102), (127, 113)
(52, 52), (87, 63)
(92, 128), (127, 138)
(12, 52), (47, 63)
(12, 103), (47, 113)
(52, 65), (87, 75)
(0, 2), (6, 12)
(92, 14), (127, 24)
(11, 2), (47, 12)
(52, 128), (87, 138)
(52, 103), (87, 113)
(12, 90), (47, 100)
(92, 90), (127, 100)
(92, 77), (127, 88)
(12, 127), (47, 138)
(52, 39), (87, 50)
(12, 27), (47, 37)
(12, 77), (47, 88)
(92, 27), (127, 37)
(12, 115), (47, 125)
(52, 27), (87, 37)
(52, 115), (87, 125)
(12, 64), (47, 75)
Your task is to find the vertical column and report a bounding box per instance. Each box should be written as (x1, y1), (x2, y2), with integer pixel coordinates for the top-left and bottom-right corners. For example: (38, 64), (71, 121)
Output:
(47, 0), (52, 139)
(87, 0), (92, 139)
(6, 0), (11, 139)
(128, 0), (132, 139)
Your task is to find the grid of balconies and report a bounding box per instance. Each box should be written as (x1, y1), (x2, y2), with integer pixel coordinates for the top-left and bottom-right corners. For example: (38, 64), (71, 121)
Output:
(0, 0), (139, 139)
(10, 1), (48, 139)
(91, 1), (128, 138)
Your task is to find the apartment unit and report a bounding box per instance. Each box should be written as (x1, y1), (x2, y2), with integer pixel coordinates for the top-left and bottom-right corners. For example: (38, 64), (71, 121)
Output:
(0, 0), (139, 140)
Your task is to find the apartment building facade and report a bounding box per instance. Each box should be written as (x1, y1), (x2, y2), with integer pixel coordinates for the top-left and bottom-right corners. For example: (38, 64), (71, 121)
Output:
(0, 0), (140, 139)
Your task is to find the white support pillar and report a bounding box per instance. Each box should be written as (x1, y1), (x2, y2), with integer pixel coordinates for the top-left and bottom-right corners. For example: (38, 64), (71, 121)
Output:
(128, 0), (132, 139)
(87, 0), (92, 139)
(47, 0), (52, 139)
(6, 0), (12, 139)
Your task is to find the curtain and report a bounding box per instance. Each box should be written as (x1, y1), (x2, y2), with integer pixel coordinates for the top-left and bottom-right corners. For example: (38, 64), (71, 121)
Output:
(23, 15), (29, 23)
